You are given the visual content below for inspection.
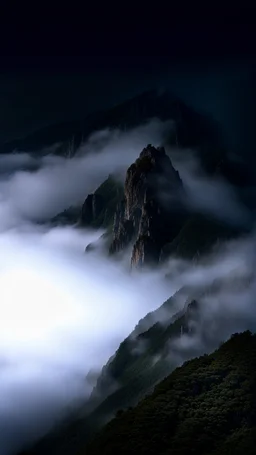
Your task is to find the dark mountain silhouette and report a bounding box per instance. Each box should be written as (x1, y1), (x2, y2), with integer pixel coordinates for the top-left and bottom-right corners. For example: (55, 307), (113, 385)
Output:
(0, 90), (223, 158)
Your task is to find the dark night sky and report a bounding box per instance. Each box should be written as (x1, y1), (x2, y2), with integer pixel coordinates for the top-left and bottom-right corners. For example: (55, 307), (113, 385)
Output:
(0, 4), (255, 152)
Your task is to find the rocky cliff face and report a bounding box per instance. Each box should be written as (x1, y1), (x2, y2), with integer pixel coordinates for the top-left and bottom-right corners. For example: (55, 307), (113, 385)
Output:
(79, 175), (124, 229)
(109, 144), (185, 267)
(81, 193), (105, 226)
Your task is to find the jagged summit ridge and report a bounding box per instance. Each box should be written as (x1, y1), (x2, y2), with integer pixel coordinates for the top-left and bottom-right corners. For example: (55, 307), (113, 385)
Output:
(109, 144), (185, 267)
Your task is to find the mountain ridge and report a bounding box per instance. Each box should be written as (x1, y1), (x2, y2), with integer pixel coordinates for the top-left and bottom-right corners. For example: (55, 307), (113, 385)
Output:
(0, 89), (223, 157)
(84, 331), (256, 455)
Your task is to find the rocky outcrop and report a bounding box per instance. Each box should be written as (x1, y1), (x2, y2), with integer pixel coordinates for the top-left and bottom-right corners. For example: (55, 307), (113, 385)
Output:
(160, 209), (248, 264)
(50, 205), (82, 226)
(80, 175), (124, 230)
(109, 144), (185, 267)
(2, 89), (222, 158)
(81, 193), (105, 226)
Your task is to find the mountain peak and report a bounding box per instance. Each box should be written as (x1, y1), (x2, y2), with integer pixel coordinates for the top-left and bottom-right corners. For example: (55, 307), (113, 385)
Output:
(109, 145), (185, 267)
(139, 144), (166, 159)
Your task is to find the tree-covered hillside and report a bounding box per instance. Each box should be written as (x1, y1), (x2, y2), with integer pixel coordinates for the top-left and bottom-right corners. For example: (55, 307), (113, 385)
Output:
(84, 331), (256, 455)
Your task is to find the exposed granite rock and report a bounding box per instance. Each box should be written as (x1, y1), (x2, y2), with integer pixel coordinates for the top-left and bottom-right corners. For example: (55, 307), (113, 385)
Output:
(50, 205), (82, 226)
(109, 200), (134, 254)
(81, 193), (105, 226)
(80, 175), (124, 230)
(109, 144), (185, 267)
(130, 236), (160, 268)
(109, 219), (134, 255)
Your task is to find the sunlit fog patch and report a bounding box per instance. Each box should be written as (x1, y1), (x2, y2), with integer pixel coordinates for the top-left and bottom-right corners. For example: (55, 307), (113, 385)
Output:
(0, 266), (85, 347)
(0, 221), (173, 414)
(0, 228), (170, 355)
